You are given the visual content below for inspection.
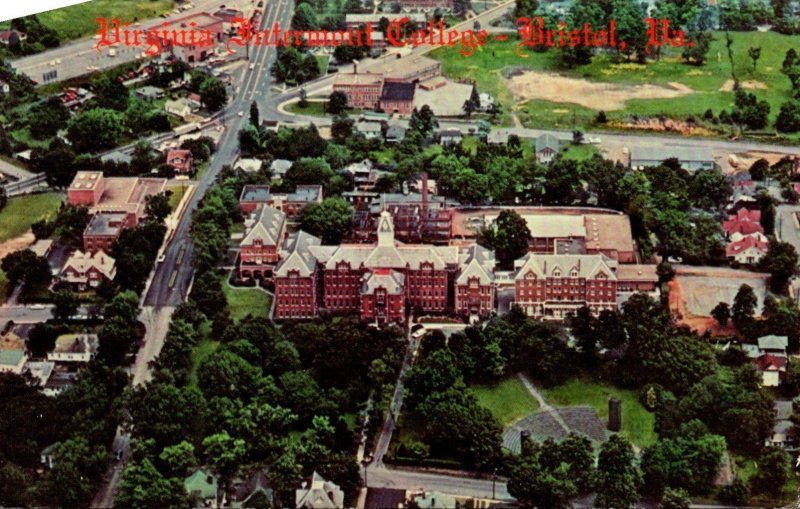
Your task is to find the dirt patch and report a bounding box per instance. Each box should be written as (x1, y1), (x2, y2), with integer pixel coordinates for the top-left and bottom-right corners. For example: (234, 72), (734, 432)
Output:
(0, 233), (35, 261)
(506, 71), (694, 110)
(608, 118), (715, 136)
(719, 79), (768, 92)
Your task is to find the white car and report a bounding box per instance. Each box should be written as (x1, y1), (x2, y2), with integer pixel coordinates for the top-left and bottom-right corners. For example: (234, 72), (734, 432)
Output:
(588, 136), (602, 144)
(238, 111), (244, 117)
(30, 304), (46, 310)
(411, 326), (427, 339)
(157, 254), (166, 263)
(249, 63), (255, 71)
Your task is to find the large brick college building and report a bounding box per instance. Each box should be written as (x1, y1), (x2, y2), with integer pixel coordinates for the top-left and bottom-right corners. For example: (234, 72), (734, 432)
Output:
(271, 211), (658, 323)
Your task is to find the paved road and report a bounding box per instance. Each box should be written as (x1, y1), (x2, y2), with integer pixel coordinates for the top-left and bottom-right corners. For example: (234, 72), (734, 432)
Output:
(0, 157), (35, 180)
(373, 323), (420, 467)
(90, 1), (293, 506)
(777, 205), (800, 254)
(10, 0), (256, 85)
(366, 465), (512, 500)
(517, 372), (570, 433)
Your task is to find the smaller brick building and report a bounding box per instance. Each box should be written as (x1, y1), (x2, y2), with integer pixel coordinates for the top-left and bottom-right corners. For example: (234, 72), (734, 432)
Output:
(82, 212), (128, 254)
(239, 185), (274, 215)
(380, 80), (416, 115)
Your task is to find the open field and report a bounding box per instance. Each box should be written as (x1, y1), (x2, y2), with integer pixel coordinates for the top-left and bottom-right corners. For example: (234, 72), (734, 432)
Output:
(472, 376), (540, 426)
(38, 0), (175, 41)
(221, 276), (272, 321)
(542, 378), (656, 448)
(166, 185), (187, 211)
(189, 321), (217, 388)
(0, 193), (63, 243)
(430, 31), (800, 133)
(560, 143), (600, 161)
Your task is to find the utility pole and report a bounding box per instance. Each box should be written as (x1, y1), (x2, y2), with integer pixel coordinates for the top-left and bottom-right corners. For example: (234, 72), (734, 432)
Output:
(492, 468), (497, 499)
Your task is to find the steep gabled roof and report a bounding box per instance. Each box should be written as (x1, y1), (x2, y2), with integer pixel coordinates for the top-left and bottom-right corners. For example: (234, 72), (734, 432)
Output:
(241, 205), (285, 247)
(456, 244), (495, 284)
(514, 254), (616, 281)
(275, 231), (321, 277)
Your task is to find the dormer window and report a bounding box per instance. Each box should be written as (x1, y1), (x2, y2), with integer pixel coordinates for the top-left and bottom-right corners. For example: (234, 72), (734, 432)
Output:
(553, 269), (561, 278)
(570, 269), (578, 277)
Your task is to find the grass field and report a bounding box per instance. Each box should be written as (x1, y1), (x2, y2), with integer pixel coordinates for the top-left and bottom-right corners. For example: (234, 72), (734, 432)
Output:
(734, 454), (799, 506)
(430, 30), (800, 133)
(472, 376), (539, 426)
(286, 101), (328, 116)
(0, 193), (63, 243)
(38, 0), (175, 41)
(542, 378), (656, 447)
(166, 185), (187, 211)
(560, 143), (600, 161)
(220, 276), (272, 321)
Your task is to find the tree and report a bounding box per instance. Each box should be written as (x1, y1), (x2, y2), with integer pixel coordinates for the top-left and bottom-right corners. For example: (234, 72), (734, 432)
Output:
(558, 433), (596, 492)
(508, 448), (577, 509)
(711, 302), (731, 327)
(298, 197), (354, 244)
(750, 447), (790, 493)
(66, 108), (125, 153)
(611, 0), (647, 62)
(199, 77), (228, 112)
(408, 105), (438, 138)
(52, 289), (79, 322)
(202, 431), (246, 478)
(249, 101), (259, 128)
(718, 478), (749, 506)
(28, 96), (70, 139)
(131, 140), (156, 174)
(145, 193), (171, 224)
(595, 435), (642, 509)
(481, 210), (530, 270)
(116, 458), (188, 509)
(327, 91), (348, 115)
(732, 283), (758, 331)
(749, 158), (769, 180)
(572, 130), (584, 144)
(1, 249), (51, 289)
(732, 89), (770, 131)
(776, 99), (800, 132)
(41, 437), (107, 507)
(27, 323), (62, 357)
(748, 46), (761, 72)
(91, 74), (129, 111)
(514, 0), (539, 19)
(660, 487), (690, 509)
(682, 30), (711, 65)
(760, 240), (798, 293)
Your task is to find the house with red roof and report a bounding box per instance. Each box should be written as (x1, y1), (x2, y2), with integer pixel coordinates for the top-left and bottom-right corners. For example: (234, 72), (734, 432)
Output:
(726, 236), (768, 265)
(166, 149), (194, 174)
(754, 354), (787, 387)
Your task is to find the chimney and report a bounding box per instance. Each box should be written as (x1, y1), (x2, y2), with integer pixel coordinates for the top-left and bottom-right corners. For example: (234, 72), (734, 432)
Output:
(608, 397), (621, 432)
(352, 60), (358, 74)
(421, 172), (429, 216)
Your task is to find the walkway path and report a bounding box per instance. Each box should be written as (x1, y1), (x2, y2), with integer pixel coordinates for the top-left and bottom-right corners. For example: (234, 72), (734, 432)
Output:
(516, 372), (570, 434)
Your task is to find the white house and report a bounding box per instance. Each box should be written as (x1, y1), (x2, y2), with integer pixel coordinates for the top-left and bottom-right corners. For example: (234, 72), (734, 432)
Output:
(295, 472), (344, 509)
(47, 334), (99, 363)
(726, 236), (768, 264)
(165, 98), (194, 120)
(535, 134), (559, 164)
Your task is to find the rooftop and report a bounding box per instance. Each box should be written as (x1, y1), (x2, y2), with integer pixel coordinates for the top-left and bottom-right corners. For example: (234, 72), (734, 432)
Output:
(615, 264), (658, 282)
(69, 171), (103, 191)
(584, 214), (634, 254)
(52, 334), (99, 355)
(536, 133), (559, 152)
(85, 212), (127, 236)
(288, 185), (323, 203)
(381, 80), (416, 102)
(630, 144), (714, 163)
(240, 185), (272, 203)
(242, 206), (286, 247)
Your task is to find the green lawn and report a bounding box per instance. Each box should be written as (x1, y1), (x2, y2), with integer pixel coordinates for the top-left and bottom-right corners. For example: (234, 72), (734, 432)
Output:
(734, 454), (799, 506)
(220, 276), (272, 321)
(0, 193), (63, 243)
(316, 55), (330, 75)
(286, 101), (328, 116)
(38, 0), (175, 41)
(10, 128), (52, 149)
(560, 143), (600, 161)
(431, 31), (800, 134)
(188, 321), (217, 389)
(542, 378), (656, 448)
(472, 376), (539, 426)
(166, 185), (187, 212)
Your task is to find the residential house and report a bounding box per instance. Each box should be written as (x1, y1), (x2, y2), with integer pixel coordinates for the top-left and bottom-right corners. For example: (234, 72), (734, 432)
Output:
(41, 445), (55, 470)
(755, 353), (787, 387)
(759, 335), (789, 357)
(135, 85), (164, 102)
(187, 92), (203, 110)
(439, 128), (463, 146)
(42, 366), (79, 397)
(47, 334), (99, 363)
(235, 157), (264, 173)
(0, 332), (27, 375)
(535, 134), (559, 164)
(726, 236), (768, 264)
(238, 205), (287, 279)
(230, 470), (274, 509)
(629, 145), (715, 171)
(766, 400), (796, 449)
(83, 212), (127, 254)
(165, 98), (194, 119)
(184, 469), (219, 508)
(385, 124), (407, 143)
(30, 239), (53, 259)
(0, 29), (27, 46)
(166, 149), (194, 174)
(24, 360), (54, 389)
(356, 120), (383, 140)
(295, 471), (345, 509)
(270, 159), (293, 179)
(60, 250), (116, 291)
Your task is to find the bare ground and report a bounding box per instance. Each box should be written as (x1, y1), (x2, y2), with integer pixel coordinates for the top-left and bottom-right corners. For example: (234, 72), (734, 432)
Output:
(0, 233), (35, 261)
(506, 71), (694, 110)
(719, 79), (768, 92)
